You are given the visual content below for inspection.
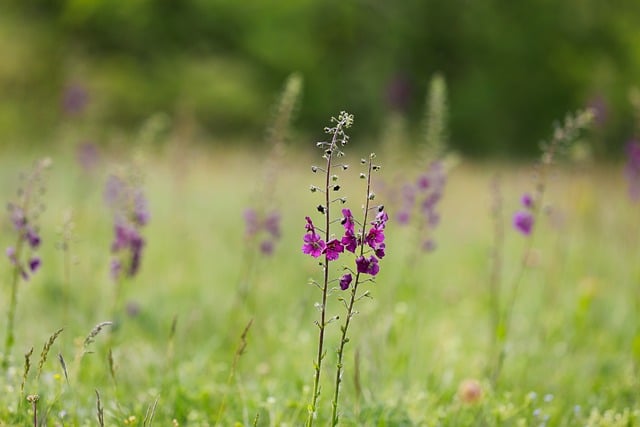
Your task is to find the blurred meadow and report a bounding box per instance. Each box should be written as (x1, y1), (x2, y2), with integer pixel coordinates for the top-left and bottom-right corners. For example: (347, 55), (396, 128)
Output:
(2, 1), (640, 426)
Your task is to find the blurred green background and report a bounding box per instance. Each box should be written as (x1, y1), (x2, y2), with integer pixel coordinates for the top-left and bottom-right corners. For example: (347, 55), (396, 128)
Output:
(1, 0), (639, 156)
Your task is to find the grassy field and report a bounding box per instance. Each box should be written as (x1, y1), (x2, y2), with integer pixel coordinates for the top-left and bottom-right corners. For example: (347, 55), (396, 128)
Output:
(0, 140), (639, 426)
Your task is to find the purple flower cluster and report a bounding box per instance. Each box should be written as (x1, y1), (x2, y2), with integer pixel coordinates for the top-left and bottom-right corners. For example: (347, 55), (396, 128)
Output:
(303, 207), (388, 290)
(5, 204), (42, 280)
(244, 208), (281, 255)
(624, 140), (640, 202)
(396, 160), (446, 251)
(513, 193), (535, 235)
(105, 174), (149, 280)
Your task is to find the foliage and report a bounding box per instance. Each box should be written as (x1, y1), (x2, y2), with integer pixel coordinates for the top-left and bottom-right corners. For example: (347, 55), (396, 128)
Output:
(1, 0), (640, 155)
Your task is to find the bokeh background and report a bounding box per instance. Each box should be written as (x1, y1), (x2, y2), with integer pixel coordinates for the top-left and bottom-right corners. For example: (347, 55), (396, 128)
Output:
(1, 0), (640, 156)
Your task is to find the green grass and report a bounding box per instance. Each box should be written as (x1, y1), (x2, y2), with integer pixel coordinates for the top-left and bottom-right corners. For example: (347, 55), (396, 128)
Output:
(0, 144), (639, 426)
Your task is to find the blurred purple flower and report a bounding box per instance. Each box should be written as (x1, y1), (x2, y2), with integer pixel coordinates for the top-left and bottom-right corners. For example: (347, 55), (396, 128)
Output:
(244, 208), (281, 255)
(29, 257), (41, 273)
(264, 211), (281, 238)
(133, 190), (150, 226)
(106, 174), (149, 280)
(397, 161), (446, 252)
(260, 240), (274, 255)
(62, 83), (89, 116)
(513, 211), (534, 235)
(396, 210), (410, 225)
(521, 193), (534, 209)
(244, 209), (259, 237)
(624, 140), (640, 202)
(104, 174), (125, 208)
(385, 74), (412, 112)
(76, 142), (100, 173)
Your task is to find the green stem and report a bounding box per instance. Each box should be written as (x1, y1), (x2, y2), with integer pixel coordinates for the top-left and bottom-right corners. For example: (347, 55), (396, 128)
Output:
(331, 157), (374, 426)
(3, 237), (24, 370)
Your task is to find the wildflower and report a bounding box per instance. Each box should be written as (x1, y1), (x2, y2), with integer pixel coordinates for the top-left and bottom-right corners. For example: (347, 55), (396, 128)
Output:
(133, 190), (150, 226)
(76, 141), (101, 173)
(458, 379), (482, 404)
(624, 140), (640, 202)
(260, 240), (274, 255)
(302, 230), (325, 258)
(341, 230), (359, 253)
(244, 209), (260, 237)
(339, 273), (353, 290)
(521, 193), (534, 209)
(365, 227), (385, 249)
(264, 211), (281, 238)
(341, 208), (355, 233)
(355, 255), (380, 276)
(324, 238), (344, 261)
(29, 257), (41, 273)
(374, 242), (386, 259)
(106, 172), (148, 280)
(513, 211), (534, 235)
(397, 160), (446, 252)
(26, 227), (41, 249)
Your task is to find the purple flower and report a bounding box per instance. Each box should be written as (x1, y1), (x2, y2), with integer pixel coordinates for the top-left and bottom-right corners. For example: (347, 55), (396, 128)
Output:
(260, 240), (274, 255)
(244, 209), (259, 237)
(396, 210), (410, 225)
(10, 206), (26, 230)
(341, 208), (355, 233)
(513, 211), (534, 235)
(76, 142), (100, 173)
(356, 255), (380, 276)
(133, 190), (150, 226)
(374, 242), (386, 259)
(6, 246), (17, 264)
(104, 175), (124, 208)
(625, 140), (640, 202)
(373, 210), (389, 229)
(422, 239), (436, 252)
(365, 227), (385, 249)
(62, 83), (89, 115)
(26, 227), (41, 249)
(339, 273), (353, 290)
(264, 211), (281, 238)
(302, 232), (326, 258)
(385, 73), (412, 112)
(324, 238), (344, 261)
(521, 193), (534, 209)
(111, 259), (122, 280)
(341, 230), (359, 253)
(29, 257), (41, 273)
(305, 216), (316, 233)
(417, 174), (430, 190)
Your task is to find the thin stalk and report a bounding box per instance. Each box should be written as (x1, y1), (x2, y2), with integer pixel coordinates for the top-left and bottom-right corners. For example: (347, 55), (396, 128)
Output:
(3, 236), (25, 370)
(331, 157), (374, 426)
(306, 124), (342, 427)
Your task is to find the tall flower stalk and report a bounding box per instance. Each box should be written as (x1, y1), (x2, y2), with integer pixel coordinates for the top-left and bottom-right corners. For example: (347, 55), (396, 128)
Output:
(238, 73), (302, 303)
(3, 158), (51, 370)
(330, 154), (386, 426)
(304, 112), (353, 426)
(104, 169), (149, 318)
(489, 110), (593, 385)
(303, 112), (387, 425)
